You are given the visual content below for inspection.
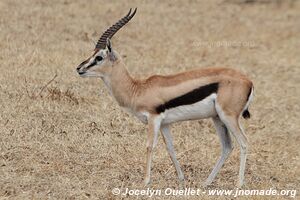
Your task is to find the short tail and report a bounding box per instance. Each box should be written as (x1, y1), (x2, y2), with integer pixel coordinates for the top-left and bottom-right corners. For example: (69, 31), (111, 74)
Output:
(242, 109), (251, 119)
(242, 86), (254, 119)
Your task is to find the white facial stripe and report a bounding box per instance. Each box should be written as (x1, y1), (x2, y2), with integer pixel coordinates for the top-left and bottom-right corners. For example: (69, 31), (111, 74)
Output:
(85, 50), (107, 69)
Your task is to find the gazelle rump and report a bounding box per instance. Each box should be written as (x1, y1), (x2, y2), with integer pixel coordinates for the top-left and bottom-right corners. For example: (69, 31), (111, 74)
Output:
(76, 8), (254, 187)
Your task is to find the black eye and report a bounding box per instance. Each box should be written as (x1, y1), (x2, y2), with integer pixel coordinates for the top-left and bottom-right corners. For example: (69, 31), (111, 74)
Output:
(95, 56), (103, 62)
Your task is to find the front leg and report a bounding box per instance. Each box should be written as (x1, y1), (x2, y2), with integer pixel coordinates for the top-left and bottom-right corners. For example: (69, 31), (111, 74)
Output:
(144, 115), (162, 186)
(161, 124), (185, 186)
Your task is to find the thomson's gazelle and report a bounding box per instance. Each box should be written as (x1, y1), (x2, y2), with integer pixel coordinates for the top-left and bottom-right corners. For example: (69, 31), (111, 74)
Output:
(76, 8), (254, 187)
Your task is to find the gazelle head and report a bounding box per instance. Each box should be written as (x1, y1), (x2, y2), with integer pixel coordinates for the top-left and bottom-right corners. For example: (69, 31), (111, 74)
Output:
(76, 8), (137, 78)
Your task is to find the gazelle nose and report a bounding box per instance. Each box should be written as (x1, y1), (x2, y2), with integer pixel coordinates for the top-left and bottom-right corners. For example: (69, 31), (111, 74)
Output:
(76, 65), (81, 71)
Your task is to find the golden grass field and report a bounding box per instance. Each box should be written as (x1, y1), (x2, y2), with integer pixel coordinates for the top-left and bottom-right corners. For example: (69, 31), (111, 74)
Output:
(0, 0), (299, 199)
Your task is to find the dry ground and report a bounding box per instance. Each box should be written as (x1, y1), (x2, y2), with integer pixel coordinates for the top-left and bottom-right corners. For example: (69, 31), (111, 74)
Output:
(0, 0), (299, 199)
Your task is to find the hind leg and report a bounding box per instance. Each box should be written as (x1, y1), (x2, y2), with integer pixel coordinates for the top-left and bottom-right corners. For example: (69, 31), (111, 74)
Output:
(216, 105), (248, 187)
(204, 116), (233, 186)
(226, 119), (248, 187)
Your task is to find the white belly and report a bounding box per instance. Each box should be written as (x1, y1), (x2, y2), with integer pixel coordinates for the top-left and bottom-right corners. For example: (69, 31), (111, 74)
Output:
(121, 94), (217, 125)
(161, 93), (217, 124)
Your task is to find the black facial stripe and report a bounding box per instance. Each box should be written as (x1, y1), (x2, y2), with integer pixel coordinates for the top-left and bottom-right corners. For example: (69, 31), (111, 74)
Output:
(86, 60), (97, 69)
(155, 82), (219, 113)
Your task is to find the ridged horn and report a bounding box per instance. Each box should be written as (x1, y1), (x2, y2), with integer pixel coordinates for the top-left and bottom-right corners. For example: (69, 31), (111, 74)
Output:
(95, 8), (137, 50)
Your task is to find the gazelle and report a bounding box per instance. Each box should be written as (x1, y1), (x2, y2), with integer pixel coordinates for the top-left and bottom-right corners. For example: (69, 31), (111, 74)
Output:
(76, 8), (254, 187)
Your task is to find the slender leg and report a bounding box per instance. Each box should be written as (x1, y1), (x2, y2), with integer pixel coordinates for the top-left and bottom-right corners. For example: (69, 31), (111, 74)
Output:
(161, 124), (185, 185)
(204, 116), (233, 186)
(144, 115), (161, 186)
(218, 113), (248, 187)
(235, 122), (248, 187)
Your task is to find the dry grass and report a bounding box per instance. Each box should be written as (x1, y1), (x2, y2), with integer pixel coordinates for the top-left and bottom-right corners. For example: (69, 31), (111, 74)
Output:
(0, 0), (299, 199)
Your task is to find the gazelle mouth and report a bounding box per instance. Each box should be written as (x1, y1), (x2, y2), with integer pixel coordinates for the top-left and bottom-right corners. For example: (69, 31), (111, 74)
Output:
(78, 71), (86, 75)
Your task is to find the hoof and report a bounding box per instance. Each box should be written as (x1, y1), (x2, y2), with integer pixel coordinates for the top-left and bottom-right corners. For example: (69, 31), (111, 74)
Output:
(203, 179), (212, 188)
(179, 179), (186, 189)
(144, 178), (151, 187)
(237, 181), (245, 188)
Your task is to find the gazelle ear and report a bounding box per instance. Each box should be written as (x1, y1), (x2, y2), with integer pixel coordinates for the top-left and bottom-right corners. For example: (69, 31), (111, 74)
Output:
(106, 38), (112, 52)
(106, 38), (117, 61)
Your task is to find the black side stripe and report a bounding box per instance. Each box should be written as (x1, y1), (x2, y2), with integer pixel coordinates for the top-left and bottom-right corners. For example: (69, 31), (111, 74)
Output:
(156, 82), (219, 113)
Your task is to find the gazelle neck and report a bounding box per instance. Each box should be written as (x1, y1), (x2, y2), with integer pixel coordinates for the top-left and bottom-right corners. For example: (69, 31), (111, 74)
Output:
(102, 57), (138, 108)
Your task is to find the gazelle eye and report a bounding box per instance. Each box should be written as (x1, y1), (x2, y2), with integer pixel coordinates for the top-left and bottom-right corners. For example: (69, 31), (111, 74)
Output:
(95, 56), (103, 62)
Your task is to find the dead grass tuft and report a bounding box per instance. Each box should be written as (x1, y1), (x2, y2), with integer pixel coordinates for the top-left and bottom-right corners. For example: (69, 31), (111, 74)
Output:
(46, 87), (81, 105)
